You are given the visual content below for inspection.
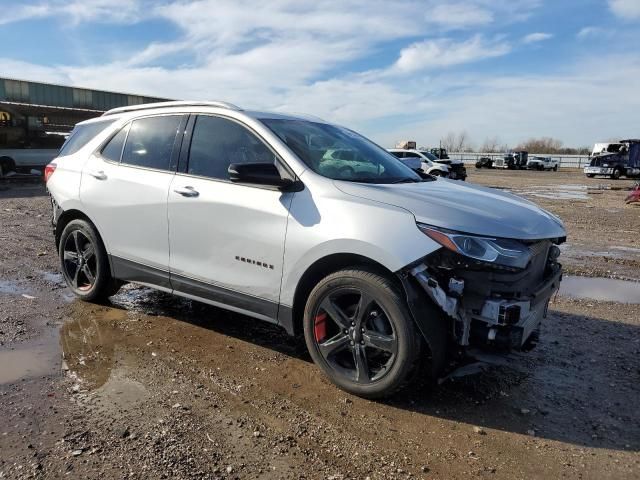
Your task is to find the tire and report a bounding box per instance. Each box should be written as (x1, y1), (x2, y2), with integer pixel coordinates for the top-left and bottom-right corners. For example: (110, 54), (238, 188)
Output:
(303, 267), (423, 399)
(553, 165), (558, 171)
(430, 170), (441, 177)
(586, 174), (595, 178)
(612, 168), (622, 180)
(58, 219), (121, 301)
(0, 157), (15, 177)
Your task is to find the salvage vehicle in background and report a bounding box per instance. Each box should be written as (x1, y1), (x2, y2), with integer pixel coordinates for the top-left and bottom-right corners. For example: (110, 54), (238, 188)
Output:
(429, 147), (449, 160)
(388, 148), (450, 177)
(527, 156), (559, 171)
(427, 149), (467, 180)
(475, 156), (494, 169)
(393, 142), (466, 180)
(494, 151), (528, 169)
(0, 110), (67, 176)
(46, 101), (566, 398)
(584, 140), (640, 179)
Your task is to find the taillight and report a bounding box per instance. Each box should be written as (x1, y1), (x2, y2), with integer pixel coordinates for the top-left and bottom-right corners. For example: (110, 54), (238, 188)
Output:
(44, 163), (57, 183)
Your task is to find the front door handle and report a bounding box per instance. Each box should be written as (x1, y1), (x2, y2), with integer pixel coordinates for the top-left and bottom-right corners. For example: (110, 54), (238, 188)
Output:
(87, 169), (107, 180)
(173, 186), (199, 197)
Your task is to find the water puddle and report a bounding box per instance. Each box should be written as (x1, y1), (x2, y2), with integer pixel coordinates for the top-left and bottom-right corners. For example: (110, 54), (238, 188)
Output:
(511, 184), (588, 200)
(0, 333), (60, 384)
(0, 280), (31, 296)
(559, 276), (640, 303)
(60, 309), (126, 389)
(38, 270), (65, 286)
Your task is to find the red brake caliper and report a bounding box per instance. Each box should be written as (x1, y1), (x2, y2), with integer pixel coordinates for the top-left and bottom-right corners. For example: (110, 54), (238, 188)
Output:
(314, 312), (327, 342)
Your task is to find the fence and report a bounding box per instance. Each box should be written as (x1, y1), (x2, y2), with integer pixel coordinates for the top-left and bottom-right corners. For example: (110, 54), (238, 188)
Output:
(448, 152), (590, 169)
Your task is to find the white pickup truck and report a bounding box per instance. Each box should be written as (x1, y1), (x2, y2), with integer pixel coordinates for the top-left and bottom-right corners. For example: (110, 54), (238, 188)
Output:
(0, 149), (60, 176)
(527, 156), (559, 171)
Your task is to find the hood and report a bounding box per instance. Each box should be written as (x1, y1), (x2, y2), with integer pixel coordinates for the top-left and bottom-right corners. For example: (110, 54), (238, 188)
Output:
(334, 179), (566, 241)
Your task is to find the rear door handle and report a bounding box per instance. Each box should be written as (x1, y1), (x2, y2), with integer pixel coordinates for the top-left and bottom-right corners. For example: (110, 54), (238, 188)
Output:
(173, 186), (199, 197)
(87, 170), (107, 180)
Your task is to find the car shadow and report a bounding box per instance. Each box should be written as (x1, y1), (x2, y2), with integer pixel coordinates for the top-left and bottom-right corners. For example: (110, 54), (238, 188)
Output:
(68, 285), (639, 453)
(0, 181), (47, 199)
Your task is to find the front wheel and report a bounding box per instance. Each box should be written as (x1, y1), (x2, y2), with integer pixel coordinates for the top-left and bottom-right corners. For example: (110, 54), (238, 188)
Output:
(0, 157), (15, 177)
(586, 174), (595, 178)
(303, 268), (423, 399)
(59, 219), (121, 301)
(612, 168), (622, 180)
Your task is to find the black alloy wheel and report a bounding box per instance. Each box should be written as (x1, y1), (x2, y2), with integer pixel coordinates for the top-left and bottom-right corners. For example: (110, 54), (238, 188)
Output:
(58, 219), (122, 301)
(304, 268), (428, 399)
(62, 230), (97, 292)
(312, 287), (397, 384)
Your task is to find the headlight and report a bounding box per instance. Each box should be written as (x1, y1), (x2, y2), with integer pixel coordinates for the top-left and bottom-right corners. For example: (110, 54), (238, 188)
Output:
(417, 224), (532, 269)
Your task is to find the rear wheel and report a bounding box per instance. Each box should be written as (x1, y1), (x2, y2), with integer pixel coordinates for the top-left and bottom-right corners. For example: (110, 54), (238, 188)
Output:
(303, 268), (422, 399)
(553, 165), (558, 171)
(59, 219), (121, 301)
(0, 157), (15, 177)
(612, 168), (622, 180)
(586, 174), (595, 178)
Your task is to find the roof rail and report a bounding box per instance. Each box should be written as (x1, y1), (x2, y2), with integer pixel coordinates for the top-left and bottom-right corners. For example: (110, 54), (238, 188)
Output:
(101, 100), (243, 116)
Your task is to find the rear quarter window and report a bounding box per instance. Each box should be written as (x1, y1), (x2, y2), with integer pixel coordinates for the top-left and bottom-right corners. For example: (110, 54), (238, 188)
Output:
(59, 119), (116, 157)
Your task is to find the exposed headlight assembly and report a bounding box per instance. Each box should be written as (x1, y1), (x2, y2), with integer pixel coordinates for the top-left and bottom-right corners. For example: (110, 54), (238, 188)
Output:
(418, 224), (532, 269)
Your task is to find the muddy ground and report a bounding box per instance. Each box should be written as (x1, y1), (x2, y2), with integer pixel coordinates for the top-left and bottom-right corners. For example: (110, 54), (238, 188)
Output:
(0, 170), (638, 479)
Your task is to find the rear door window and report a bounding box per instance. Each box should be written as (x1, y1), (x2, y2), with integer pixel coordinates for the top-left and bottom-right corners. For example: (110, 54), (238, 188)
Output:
(59, 119), (115, 156)
(100, 124), (129, 162)
(121, 115), (182, 171)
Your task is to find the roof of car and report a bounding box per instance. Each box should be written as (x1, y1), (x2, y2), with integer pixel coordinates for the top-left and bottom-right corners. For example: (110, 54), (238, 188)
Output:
(98, 101), (328, 124)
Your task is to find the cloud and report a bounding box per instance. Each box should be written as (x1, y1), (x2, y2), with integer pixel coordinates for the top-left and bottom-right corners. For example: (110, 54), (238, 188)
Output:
(576, 26), (604, 39)
(0, 0), (146, 25)
(427, 3), (494, 29)
(4, 0), (636, 147)
(522, 32), (553, 44)
(392, 35), (511, 72)
(0, 4), (50, 25)
(608, 0), (640, 19)
(372, 55), (640, 147)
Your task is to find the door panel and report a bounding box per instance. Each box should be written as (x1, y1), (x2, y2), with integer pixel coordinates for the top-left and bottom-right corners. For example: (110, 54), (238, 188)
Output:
(81, 159), (175, 276)
(79, 114), (184, 281)
(168, 176), (292, 306)
(168, 114), (292, 312)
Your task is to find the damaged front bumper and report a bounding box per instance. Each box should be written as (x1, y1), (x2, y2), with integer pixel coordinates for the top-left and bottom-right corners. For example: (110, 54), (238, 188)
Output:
(404, 243), (562, 352)
(584, 166), (613, 175)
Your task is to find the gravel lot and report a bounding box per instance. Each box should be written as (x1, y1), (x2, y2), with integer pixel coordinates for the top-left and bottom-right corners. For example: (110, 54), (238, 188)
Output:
(0, 170), (638, 479)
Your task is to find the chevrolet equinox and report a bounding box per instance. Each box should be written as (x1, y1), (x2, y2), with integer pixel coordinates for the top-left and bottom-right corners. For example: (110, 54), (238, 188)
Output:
(46, 101), (565, 398)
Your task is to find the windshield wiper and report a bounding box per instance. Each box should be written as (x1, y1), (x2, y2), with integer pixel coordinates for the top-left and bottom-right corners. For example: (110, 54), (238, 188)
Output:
(391, 177), (422, 184)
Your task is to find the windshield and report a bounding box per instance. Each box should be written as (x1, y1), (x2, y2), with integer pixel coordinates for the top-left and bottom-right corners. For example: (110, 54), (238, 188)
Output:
(261, 118), (422, 183)
(418, 151), (438, 161)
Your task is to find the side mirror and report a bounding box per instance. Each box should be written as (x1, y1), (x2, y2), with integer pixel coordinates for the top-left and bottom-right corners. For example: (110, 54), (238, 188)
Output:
(228, 163), (301, 190)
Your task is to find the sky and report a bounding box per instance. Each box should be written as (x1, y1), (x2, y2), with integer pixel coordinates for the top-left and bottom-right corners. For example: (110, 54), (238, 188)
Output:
(1, 0), (639, 149)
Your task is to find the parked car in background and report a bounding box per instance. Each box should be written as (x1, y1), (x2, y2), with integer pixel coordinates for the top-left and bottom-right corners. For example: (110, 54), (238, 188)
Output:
(429, 147), (449, 160)
(527, 156), (559, 171)
(475, 156), (494, 169)
(425, 149), (467, 180)
(46, 101), (565, 399)
(584, 140), (640, 179)
(388, 149), (450, 177)
(494, 151), (528, 169)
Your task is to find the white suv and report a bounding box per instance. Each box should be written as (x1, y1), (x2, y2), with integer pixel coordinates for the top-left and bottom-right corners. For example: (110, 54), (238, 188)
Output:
(387, 148), (450, 177)
(46, 101), (566, 398)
